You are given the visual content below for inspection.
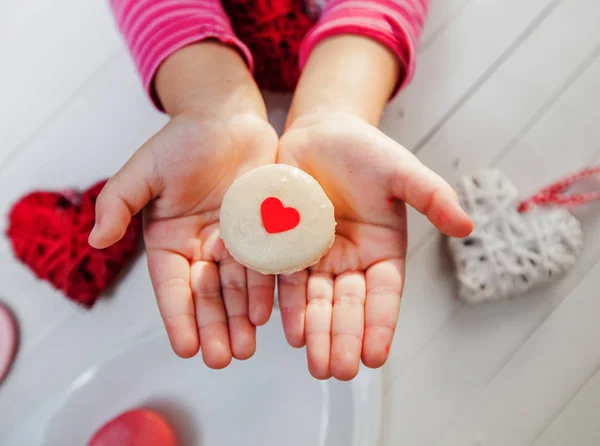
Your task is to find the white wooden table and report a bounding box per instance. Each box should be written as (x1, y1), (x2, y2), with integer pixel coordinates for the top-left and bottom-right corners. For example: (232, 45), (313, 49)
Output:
(1, 0), (600, 444)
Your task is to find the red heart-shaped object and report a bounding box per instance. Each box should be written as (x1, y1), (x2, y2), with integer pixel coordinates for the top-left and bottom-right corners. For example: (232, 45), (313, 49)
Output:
(223, 0), (316, 91)
(6, 180), (142, 308)
(88, 409), (177, 446)
(261, 197), (300, 234)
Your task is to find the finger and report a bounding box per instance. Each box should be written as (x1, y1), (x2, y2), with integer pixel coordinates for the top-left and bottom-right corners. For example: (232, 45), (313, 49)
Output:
(278, 270), (309, 348)
(89, 149), (160, 249)
(362, 259), (405, 368)
(247, 270), (275, 326)
(219, 258), (255, 361)
(190, 260), (232, 369)
(391, 153), (473, 238)
(305, 272), (334, 380)
(147, 248), (198, 358)
(330, 272), (366, 381)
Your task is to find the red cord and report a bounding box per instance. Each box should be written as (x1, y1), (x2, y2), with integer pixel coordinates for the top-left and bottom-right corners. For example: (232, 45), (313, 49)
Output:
(518, 166), (600, 212)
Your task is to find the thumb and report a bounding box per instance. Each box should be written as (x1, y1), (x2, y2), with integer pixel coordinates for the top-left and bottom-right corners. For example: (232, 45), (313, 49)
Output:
(391, 152), (473, 238)
(89, 149), (161, 249)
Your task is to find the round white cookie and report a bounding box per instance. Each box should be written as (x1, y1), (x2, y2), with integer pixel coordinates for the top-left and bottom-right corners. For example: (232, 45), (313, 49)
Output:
(220, 164), (335, 275)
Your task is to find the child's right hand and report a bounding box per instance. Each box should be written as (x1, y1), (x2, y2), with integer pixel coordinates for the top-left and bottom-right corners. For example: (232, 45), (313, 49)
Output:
(88, 43), (278, 369)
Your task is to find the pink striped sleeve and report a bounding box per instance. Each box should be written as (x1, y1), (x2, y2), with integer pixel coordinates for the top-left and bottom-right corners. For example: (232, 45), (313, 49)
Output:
(300, 0), (429, 95)
(109, 0), (253, 110)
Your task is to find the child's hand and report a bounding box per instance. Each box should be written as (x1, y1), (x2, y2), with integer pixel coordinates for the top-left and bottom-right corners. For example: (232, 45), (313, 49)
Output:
(277, 112), (473, 380)
(89, 43), (278, 368)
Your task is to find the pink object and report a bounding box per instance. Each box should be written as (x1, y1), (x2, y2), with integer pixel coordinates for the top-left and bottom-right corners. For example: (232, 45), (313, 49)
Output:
(109, 0), (429, 107)
(0, 302), (18, 384)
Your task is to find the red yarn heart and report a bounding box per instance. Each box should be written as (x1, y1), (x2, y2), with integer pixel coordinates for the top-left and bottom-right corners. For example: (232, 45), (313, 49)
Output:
(261, 197), (300, 234)
(223, 0), (317, 91)
(6, 181), (142, 308)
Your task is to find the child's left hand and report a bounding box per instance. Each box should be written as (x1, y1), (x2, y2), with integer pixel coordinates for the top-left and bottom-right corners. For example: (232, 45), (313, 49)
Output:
(277, 112), (473, 380)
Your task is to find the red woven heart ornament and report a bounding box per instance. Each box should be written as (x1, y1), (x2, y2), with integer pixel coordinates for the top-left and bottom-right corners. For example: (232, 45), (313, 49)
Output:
(223, 0), (317, 92)
(6, 181), (142, 308)
(261, 197), (301, 233)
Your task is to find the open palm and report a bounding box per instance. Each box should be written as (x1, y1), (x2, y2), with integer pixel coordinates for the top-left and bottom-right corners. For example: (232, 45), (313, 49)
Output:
(90, 113), (278, 368)
(277, 113), (473, 380)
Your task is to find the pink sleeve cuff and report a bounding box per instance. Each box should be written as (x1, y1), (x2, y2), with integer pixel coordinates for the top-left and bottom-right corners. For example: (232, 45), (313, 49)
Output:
(109, 0), (253, 111)
(300, 0), (429, 97)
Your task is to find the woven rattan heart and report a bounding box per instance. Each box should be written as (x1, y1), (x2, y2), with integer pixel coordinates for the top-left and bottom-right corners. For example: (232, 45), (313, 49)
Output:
(448, 170), (583, 304)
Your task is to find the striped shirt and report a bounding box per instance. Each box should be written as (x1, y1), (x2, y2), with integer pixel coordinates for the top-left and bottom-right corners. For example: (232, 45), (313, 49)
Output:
(109, 0), (429, 106)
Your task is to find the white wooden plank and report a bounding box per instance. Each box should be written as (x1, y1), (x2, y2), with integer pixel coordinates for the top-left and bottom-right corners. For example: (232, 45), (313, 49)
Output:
(420, 0), (472, 50)
(533, 367), (600, 446)
(434, 256), (600, 446)
(382, 51), (600, 445)
(0, 0), (123, 165)
(379, 0), (559, 148)
(404, 0), (600, 256)
(0, 0), (53, 36)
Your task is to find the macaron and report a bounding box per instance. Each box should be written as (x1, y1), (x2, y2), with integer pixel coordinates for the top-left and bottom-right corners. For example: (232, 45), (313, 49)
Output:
(220, 165), (335, 275)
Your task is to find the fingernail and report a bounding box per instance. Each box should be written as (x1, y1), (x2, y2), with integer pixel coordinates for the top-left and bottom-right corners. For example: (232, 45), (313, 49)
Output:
(452, 193), (462, 207)
(89, 221), (101, 245)
(451, 197), (468, 215)
(437, 209), (451, 225)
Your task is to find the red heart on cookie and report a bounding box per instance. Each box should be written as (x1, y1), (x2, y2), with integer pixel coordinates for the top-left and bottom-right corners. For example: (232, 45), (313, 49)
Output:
(6, 181), (142, 308)
(261, 197), (300, 234)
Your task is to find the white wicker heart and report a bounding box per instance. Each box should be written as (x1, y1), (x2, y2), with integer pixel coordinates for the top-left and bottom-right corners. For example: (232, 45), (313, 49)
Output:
(448, 170), (584, 304)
